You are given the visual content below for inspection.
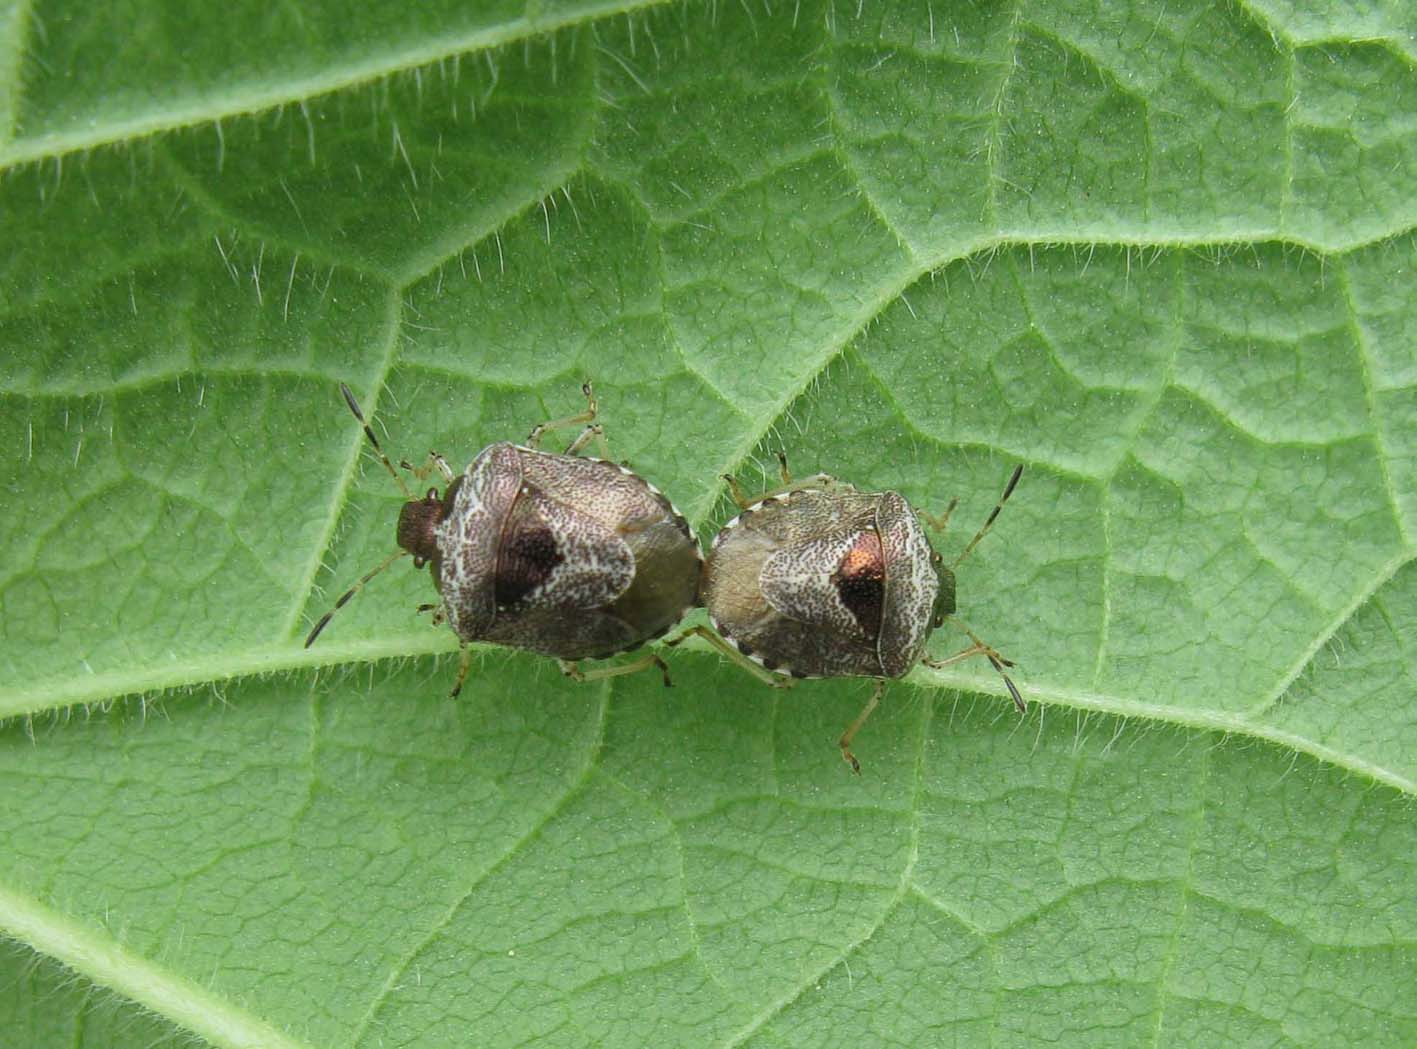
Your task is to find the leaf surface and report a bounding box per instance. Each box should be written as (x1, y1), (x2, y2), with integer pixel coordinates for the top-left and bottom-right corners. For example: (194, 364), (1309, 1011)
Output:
(2, 1), (1415, 1046)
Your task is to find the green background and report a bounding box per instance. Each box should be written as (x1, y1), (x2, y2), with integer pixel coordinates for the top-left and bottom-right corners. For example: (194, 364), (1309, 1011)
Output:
(2, 0), (1415, 1045)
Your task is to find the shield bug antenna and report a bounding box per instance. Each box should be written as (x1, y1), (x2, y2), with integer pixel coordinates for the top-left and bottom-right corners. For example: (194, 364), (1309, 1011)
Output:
(921, 463), (1026, 715)
(950, 463), (1023, 569)
(304, 549), (409, 647)
(303, 383), (424, 649)
(340, 382), (414, 499)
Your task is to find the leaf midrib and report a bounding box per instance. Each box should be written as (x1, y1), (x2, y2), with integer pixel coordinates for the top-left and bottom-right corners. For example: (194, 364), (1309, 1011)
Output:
(3, 614), (1413, 796)
(22, 0), (1417, 184)
(7, 217), (1413, 794)
(0, 0), (678, 173)
(0, 883), (309, 1049)
(0, 680), (1402, 1049)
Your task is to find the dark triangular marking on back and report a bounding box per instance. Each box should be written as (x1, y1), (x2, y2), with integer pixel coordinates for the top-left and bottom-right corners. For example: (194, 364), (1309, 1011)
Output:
(832, 530), (885, 639)
(495, 493), (564, 607)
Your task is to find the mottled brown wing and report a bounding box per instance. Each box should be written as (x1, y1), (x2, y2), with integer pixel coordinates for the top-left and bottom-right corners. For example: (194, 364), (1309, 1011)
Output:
(481, 604), (642, 660)
(517, 449), (677, 536)
(877, 491), (939, 677)
(435, 442), (523, 640)
(758, 529), (874, 642)
(504, 485), (635, 611)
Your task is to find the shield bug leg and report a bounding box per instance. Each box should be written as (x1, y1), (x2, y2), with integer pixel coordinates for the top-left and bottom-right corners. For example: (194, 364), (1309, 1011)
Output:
(918, 496), (959, 534)
(527, 381), (598, 450)
(563, 422), (609, 459)
(449, 644), (473, 698)
(921, 625), (1025, 714)
(775, 450), (793, 485)
(723, 473), (756, 509)
(665, 625), (794, 689)
(402, 451), (455, 483)
(558, 653), (674, 688)
(722, 458), (837, 510)
(304, 550), (410, 647)
(838, 678), (888, 774)
(760, 452), (835, 500)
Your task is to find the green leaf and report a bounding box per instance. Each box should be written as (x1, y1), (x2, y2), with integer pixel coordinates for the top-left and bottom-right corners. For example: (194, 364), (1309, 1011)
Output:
(2, 1), (1415, 1046)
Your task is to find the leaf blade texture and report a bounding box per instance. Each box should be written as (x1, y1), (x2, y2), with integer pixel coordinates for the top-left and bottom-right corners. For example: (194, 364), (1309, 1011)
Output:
(2, 0), (1415, 1046)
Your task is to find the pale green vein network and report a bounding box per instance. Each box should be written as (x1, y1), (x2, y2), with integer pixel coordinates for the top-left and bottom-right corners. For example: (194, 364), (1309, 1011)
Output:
(3, 215), (1415, 800)
(273, 293), (402, 642)
(1248, 548), (1413, 719)
(347, 683), (611, 1045)
(1336, 261), (1414, 549)
(1147, 746), (1210, 1049)
(2, 200), (1414, 784)
(720, 686), (933, 1047)
(3, 3), (1417, 1046)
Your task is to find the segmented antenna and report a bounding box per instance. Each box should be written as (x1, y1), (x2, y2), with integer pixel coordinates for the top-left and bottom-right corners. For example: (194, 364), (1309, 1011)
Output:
(341, 382), (413, 498)
(304, 383), (417, 647)
(952, 464), (1024, 568)
(305, 550), (409, 647)
(988, 652), (1027, 714)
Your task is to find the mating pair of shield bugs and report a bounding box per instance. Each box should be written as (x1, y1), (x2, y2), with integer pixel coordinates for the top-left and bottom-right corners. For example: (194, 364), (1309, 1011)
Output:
(307, 384), (1023, 771)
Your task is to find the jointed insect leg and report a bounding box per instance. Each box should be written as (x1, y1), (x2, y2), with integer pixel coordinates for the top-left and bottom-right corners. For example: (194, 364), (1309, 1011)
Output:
(401, 451), (455, 483)
(527, 382), (599, 450)
(664, 625), (793, 689)
(918, 496), (959, 534)
(450, 644), (472, 698)
(563, 422), (611, 459)
(921, 621), (1026, 713)
(838, 679), (888, 775)
(558, 652), (673, 688)
(724, 452), (837, 510)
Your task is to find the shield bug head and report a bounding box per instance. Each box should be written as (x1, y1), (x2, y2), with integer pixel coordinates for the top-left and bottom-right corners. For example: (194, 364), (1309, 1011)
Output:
(680, 456), (1023, 773)
(306, 382), (702, 697)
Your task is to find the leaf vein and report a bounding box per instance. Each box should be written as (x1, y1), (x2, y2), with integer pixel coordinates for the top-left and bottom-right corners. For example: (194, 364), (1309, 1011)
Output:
(0, 884), (311, 1049)
(346, 683), (610, 1046)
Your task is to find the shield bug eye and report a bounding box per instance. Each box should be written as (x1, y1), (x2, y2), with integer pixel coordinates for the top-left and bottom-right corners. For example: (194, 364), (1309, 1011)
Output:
(305, 382), (702, 698)
(681, 455), (1024, 774)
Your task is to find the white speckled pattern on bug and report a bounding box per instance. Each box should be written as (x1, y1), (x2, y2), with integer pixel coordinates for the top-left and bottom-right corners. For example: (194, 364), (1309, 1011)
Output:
(876, 491), (940, 677)
(433, 441), (701, 660)
(700, 482), (943, 679)
(760, 530), (874, 642)
(435, 442), (520, 639)
(508, 484), (634, 608)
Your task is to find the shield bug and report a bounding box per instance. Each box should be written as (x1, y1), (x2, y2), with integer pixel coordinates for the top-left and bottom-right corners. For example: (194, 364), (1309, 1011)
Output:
(673, 455), (1024, 772)
(305, 382), (702, 696)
